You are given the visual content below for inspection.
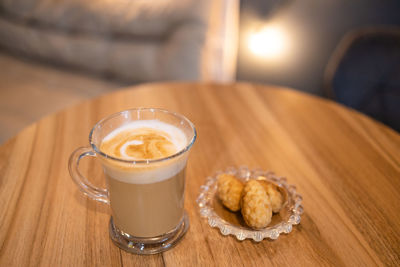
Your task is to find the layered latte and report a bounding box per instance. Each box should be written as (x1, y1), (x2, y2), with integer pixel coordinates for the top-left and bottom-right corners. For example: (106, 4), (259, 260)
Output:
(99, 120), (188, 237)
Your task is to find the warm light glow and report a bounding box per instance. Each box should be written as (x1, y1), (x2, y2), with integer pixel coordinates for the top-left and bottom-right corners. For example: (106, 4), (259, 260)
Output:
(248, 25), (287, 59)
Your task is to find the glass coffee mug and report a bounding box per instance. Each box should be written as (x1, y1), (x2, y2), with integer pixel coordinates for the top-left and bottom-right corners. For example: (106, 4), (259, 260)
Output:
(68, 108), (196, 254)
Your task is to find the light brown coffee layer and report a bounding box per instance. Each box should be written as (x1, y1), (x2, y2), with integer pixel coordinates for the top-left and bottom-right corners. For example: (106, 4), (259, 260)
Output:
(100, 127), (178, 160)
(106, 168), (185, 237)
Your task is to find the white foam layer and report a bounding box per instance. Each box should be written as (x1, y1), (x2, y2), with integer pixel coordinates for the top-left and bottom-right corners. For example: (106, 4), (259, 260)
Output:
(102, 154), (188, 184)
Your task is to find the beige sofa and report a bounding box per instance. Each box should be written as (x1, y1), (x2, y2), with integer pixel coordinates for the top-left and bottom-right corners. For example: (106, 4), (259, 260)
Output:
(0, 0), (238, 82)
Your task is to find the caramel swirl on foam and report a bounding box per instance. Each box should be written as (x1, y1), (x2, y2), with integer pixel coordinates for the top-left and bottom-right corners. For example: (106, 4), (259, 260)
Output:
(100, 121), (186, 161)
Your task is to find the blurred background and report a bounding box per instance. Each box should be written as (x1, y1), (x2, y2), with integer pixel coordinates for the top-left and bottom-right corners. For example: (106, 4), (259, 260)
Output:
(0, 0), (399, 143)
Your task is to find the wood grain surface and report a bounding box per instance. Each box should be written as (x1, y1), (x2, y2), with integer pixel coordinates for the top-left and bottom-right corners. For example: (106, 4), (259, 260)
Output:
(0, 82), (399, 266)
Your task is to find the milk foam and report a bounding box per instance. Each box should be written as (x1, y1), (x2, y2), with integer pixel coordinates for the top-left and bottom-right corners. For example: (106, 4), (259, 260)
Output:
(103, 156), (188, 184)
(102, 120), (186, 145)
(101, 120), (187, 160)
(100, 120), (189, 184)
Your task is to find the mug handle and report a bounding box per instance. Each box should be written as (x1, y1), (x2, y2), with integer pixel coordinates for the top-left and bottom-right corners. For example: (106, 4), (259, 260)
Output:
(68, 146), (109, 204)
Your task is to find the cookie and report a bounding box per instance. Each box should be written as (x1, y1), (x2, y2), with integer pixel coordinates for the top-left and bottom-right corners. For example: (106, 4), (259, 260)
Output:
(217, 174), (244, 212)
(258, 178), (284, 213)
(241, 180), (272, 229)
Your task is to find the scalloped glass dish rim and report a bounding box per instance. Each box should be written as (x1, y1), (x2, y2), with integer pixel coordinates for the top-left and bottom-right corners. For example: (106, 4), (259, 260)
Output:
(196, 166), (303, 242)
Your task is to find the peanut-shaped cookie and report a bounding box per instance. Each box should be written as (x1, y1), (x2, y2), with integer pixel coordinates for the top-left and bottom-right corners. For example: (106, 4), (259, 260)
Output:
(217, 174), (244, 212)
(258, 179), (284, 213)
(241, 180), (272, 229)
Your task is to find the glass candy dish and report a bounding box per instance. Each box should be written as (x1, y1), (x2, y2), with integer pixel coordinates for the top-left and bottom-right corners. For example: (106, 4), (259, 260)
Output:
(196, 166), (303, 242)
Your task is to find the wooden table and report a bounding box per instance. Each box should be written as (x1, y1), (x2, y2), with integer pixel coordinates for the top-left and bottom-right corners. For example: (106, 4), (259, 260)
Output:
(0, 82), (399, 266)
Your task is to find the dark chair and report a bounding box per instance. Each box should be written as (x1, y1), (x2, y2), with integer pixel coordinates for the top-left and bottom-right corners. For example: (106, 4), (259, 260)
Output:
(324, 27), (400, 132)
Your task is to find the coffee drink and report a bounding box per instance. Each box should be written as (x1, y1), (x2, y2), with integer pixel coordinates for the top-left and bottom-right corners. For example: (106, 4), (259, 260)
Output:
(99, 120), (188, 237)
(69, 108), (196, 254)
